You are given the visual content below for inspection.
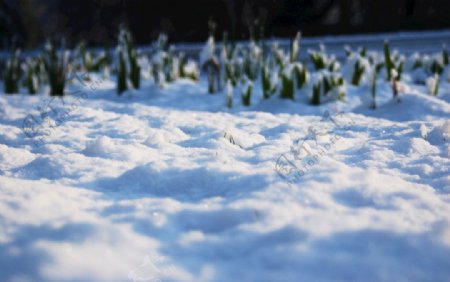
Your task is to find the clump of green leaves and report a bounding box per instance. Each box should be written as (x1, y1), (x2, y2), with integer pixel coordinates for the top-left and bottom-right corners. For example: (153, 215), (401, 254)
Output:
(117, 50), (128, 95)
(324, 73), (346, 100)
(43, 40), (69, 96)
(384, 41), (404, 100)
(384, 41), (394, 81)
(200, 36), (221, 94)
(311, 77), (321, 105)
(76, 42), (110, 72)
(274, 33), (303, 100)
(334, 76), (346, 100)
(164, 48), (179, 83)
(384, 41), (404, 81)
(308, 45), (340, 72)
(149, 34), (186, 85)
(225, 79), (233, 108)
(345, 45), (367, 58)
(370, 63), (384, 109)
(426, 74), (439, 96)
(4, 50), (21, 94)
(221, 32), (238, 86)
(443, 45), (449, 66)
(150, 33), (168, 87)
(290, 32), (301, 63)
(261, 63), (278, 99)
(293, 63), (309, 89)
(22, 57), (41, 94)
(430, 59), (443, 75)
(241, 76), (253, 106)
(391, 68), (401, 101)
(310, 72), (345, 106)
(280, 65), (295, 100)
(243, 41), (262, 81)
(117, 26), (141, 94)
(351, 59), (366, 86)
(271, 43), (287, 69)
(309, 48), (326, 70)
(411, 53), (423, 70)
(124, 30), (141, 89)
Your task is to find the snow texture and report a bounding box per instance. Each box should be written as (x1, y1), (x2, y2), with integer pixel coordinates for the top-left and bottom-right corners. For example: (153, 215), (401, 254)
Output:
(1, 50), (450, 282)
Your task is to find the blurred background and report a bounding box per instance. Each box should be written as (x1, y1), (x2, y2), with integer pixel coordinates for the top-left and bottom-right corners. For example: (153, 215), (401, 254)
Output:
(1, 0), (450, 49)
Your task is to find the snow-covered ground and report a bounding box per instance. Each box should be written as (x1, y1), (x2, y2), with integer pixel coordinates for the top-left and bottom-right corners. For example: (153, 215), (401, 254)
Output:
(1, 62), (450, 281)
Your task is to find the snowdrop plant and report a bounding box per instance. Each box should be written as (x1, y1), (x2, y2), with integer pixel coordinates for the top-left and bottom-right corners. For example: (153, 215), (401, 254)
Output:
(391, 68), (401, 101)
(370, 63), (384, 109)
(124, 31), (141, 89)
(290, 32), (301, 63)
(344, 50), (372, 87)
(384, 41), (394, 81)
(328, 59), (340, 72)
(243, 41), (262, 81)
(309, 46), (326, 70)
(443, 45), (449, 66)
(428, 55), (445, 75)
(426, 74), (439, 96)
(221, 45), (242, 87)
(351, 58), (366, 86)
(383, 42), (404, 100)
(280, 64), (295, 100)
(359, 46), (367, 57)
(293, 63), (309, 89)
(405, 53), (423, 70)
(164, 48), (180, 82)
(384, 41), (404, 82)
(177, 52), (197, 81)
(271, 43), (287, 69)
(430, 57), (444, 75)
(3, 50), (21, 94)
(22, 57), (39, 94)
(344, 45), (353, 58)
(151, 53), (167, 86)
(117, 50), (128, 94)
(116, 27), (141, 93)
(311, 76), (322, 105)
(241, 76), (253, 106)
(412, 52), (447, 78)
(76, 42), (109, 72)
(224, 60), (238, 87)
(310, 71), (345, 105)
(344, 45), (367, 58)
(324, 72), (346, 101)
(200, 36), (221, 94)
(261, 62), (278, 99)
(43, 40), (69, 96)
(181, 60), (199, 81)
(308, 45), (339, 72)
(177, 52), (187, 78)
(335, 76), (346, 101)
(220, 32), (238, 86)
(149, 34), (168, 85)
(225, 79), (233, 108)
(151, 49), (179, 86)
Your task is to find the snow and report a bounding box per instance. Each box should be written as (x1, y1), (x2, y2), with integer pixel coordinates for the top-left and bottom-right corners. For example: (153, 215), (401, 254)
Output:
(1, 48), (450, 282)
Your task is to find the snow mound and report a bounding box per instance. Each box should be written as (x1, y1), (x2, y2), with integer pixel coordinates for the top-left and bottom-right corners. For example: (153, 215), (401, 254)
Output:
(98, 162), (264, 201)
(428, 120), (450, 145)
(363, 91), (450, 122)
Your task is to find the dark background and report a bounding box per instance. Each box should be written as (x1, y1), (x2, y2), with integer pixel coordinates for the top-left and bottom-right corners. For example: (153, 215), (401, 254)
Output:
(1, 0), (450, 49)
